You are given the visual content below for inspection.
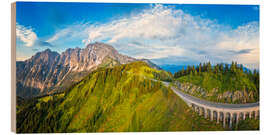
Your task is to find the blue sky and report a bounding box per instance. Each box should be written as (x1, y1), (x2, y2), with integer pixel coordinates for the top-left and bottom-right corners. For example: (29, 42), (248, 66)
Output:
(16, 2), (260, 69)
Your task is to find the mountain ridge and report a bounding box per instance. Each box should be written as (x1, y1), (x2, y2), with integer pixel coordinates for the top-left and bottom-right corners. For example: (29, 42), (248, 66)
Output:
(16, 43), (130, 98)
(161, 64), (253, 74)
(16, 42), (161, 98)
(16, 61), (223, 132)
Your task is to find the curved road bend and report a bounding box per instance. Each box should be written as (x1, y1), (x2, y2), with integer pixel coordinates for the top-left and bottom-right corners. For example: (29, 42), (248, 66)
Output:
(161, 81), (259, 110)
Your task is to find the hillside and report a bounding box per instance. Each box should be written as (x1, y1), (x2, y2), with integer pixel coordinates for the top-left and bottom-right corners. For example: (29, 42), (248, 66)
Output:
(16, 62), (223, 133)
(16, 42), (136, 98)
(174, 62), (259, 104)
(16, 43), (158, 98)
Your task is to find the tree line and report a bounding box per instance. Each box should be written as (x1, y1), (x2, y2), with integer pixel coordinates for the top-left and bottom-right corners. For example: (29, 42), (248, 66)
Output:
(173, 61), (259, 90)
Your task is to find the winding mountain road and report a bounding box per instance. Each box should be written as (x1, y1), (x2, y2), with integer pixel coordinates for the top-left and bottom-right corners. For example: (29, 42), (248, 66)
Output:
(162, 81), (259, 109)
(161, 81), (259, 128)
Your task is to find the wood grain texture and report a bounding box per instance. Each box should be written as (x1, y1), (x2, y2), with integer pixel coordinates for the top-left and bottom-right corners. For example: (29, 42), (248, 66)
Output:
(11, 2), (16, 133)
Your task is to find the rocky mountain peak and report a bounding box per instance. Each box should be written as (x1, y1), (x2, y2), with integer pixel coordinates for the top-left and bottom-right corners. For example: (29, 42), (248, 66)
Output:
(86, 42), (118, 55)
(39, 48), (58, 56)
(16, 42), (137, 98)
(16, 42), (162, 98)
(26, 48), (59, 65)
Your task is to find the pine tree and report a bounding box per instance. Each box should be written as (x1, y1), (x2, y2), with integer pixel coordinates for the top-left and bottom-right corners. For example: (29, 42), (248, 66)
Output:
(225, 63), (229, 72)
(181, 67), (185, 76)
(230, 61), (237, 73)
(240, 64), (244, 72)
(219, 63), (224, 73)
(207, 62), (212, 72)
(192, 65), (195, 75)
(187, 66), (191, 75)
(198, 63), (202, 74)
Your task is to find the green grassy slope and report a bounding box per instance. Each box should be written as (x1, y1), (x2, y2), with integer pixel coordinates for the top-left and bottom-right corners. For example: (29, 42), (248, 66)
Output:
(177, 71), (257, 94)
(236, 118), (260, 130)
(174, 62), (259, 104)
(176, 71), (259, 103)
(16, 61), (223, 133)
(50, 56), (121, 94)
(173, 63), (260, 130)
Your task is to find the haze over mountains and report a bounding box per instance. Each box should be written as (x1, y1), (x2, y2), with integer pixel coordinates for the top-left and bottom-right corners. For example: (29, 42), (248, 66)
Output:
(16, 42), (145, 98)
(15, 42), (256, 99)
(15, 42), (260, 132)
(161, 64), (252, 74)
(17, 61), (227, 132)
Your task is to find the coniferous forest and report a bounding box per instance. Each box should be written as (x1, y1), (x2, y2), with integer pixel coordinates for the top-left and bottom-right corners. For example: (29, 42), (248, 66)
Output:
(14, 3), (260, 133)
(174, 61), (259, 103)
(17, 62), (225, 132)
(16, 61), (259, 132)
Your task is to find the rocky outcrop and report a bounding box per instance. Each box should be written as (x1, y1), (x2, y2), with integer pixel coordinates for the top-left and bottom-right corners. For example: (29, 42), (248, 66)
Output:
(174, 81), (257, 104)
(217, 90), (256, 103)
(16, 42), (136, 98)
(176, 82), (206, 97)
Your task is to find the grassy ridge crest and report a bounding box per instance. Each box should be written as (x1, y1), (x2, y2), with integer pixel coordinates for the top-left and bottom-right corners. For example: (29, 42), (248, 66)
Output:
(16, 61), (223, 133)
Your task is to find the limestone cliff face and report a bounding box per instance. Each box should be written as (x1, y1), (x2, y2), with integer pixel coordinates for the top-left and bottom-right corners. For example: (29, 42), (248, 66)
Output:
(16, 42), (136, 98)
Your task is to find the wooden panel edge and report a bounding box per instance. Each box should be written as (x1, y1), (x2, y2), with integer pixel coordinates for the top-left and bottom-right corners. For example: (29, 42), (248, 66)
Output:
(11, 2), (16, 133)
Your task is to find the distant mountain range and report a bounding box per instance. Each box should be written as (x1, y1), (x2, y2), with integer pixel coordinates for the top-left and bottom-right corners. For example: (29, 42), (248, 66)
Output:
(160, 64), (252, 74)
(16, 42), (253, 98)
(16, 61), (224, 133)
(160, 65), (188, 74)
(15, 43), (259, 132)
(16, 42), (159, 98)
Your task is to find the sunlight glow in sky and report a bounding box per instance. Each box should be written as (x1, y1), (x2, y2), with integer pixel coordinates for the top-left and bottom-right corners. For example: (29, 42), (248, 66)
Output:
(16, 2), (260, 69)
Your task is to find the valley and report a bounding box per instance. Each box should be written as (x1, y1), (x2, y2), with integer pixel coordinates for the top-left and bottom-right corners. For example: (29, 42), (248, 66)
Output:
(14, 3), (260, 133)
(16, 43), (260, 133)
(17, 61), (224, 132)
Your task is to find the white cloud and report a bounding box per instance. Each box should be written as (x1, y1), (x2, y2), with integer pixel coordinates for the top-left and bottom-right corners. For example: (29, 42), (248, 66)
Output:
(16, 23), (37, 47)
(85, 4), (212, 44)
(214, 22), (259, 69)
(47, 4), (259, 69)
(131, 43), (185, 59)
(46, 23), (89, 43)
